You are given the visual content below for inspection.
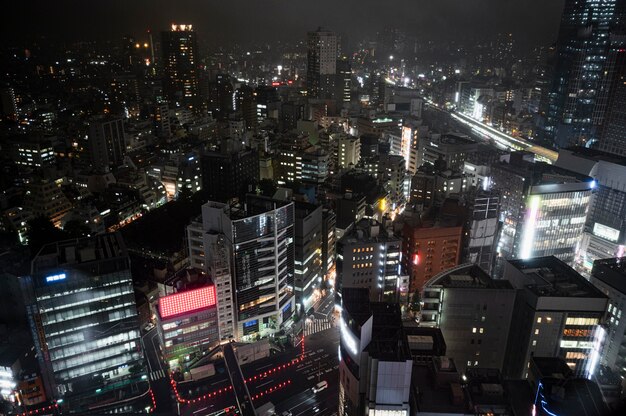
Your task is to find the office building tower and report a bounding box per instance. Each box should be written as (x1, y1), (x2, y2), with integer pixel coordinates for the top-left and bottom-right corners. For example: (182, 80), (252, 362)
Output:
(201, 146), (259, 203)
(156, 271), (219, 368)
(543, 0), (626, 148)
(293, 202), (323, 312)
(336, 219), (407, 303)
(235, 84), (257, 130)
(503, 257), (608, 379)
(420, 264), (516, 374)
(417, 133), (478, 172)
(87, 117), (126, 173)
(555, 148), (626, 274)
(336, 58), (351, 103)
(0, 86), (18, 121)
(153, 101), (171, 138)
(377, 154), (410, 204)
(465, 191), (501, 275)
(400, 214), (463, 292)
(20, 234), (146, 407)
(338, 288), (413, 416)
(393, 118), (427, 175)
(337, 135), (361, 169)
(300, 147), (330, 185)
(322, 209), (337, 284)
(11, 136), (55, 169)
(596, 36), (626, 156)
(306, 28), (337, 99)
(188, 197), (295, 341)
(24, 178), (73, 227)
(187, 228), (236, 342)
(589, 257), (626, 383)
(490, 156), (594, 265)
(335, 193), (366, 234)
(162, 24), (199, 103)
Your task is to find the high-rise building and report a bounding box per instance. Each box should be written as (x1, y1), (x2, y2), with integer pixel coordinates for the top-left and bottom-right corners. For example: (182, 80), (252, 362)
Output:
(490, 156), (594, 265)
(417, 132), (478, 172)
(588, 257), (626, 384)
(10, 136), (55, 169)
(322, 209), (337, 284)
(555, 147), (626, 275)
(335, 58), (351, 103)
(393, 118), (427, 175)
(400, 214), (463, 292)
(337, 135), (361, 169)
(87, 117), (126, 173)
(503, 257), (608, 379)
(543, 0), (626, 148)
(188, 197), (295, 341)
(465, 191), (501, 275)
(596, 35), (626, 156)
(200, 146), (259, 203)
(293, 202), (323, 312)
(338, 288), (413, 416)
(156, 270), (219, 368)
(234, 84), (257, 130)
(306, 28), (337, 99)
(0, 86), (18, 121)
(24, 178), (73, 227)
(336, 218), (407, 303)
(420, 264), (516, 374)
(162, 24), (199, 103)
(20, 234), (146, 407)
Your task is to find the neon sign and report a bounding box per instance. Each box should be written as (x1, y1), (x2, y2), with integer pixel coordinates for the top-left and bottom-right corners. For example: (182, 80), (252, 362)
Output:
(45, 273), (66, 283)
(159, 286), (216, 318)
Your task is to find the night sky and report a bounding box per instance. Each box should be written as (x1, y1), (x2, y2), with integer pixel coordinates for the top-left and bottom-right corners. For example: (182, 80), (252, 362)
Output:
(4, 0), (565, 49)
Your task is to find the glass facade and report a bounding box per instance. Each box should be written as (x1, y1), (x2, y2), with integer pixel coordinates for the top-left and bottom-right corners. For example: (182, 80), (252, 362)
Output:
(517, 190), (591, 263)
(21, 235), (145, 402)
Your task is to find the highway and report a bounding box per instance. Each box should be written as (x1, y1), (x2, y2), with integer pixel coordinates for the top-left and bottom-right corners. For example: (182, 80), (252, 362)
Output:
(423, 99), (559, 163)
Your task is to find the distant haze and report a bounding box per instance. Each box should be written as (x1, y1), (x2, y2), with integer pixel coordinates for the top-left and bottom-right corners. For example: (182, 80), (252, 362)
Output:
(4, 0), (565, 49)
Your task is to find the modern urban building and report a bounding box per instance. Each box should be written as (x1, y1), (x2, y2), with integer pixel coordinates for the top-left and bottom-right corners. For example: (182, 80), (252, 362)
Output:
(19, 234), (146, 407)
(200, 145), (259, 203)
(23, 178), (73, 227)
(162, 24), (199, 103)
(400, 213), (463, 292)
(596, 36), (626, 156)
(503, 257), (608, 379)
(338, 288), (413, 416)
(490, 156), (594, 265)
(465, 191), (501, 275)
(187, 197), (295, 342)
(335, 57), (352, 103)
(87, 117), (126, 173)
(293, 202), (323, 312)
(336, 218), (407, 303)
(420, 264), (516, 374)
(589, 257), (626, 384)
(337, 135), (361, 169)
(417, 132), (478, 172)
(335, 193), (366, 234)
(322, 208), (337, 285)
(555, 147), (626, 275)
(306, 28), (337, 99)
(10, 136), (55, 169)
(392, 118), (428, 175)
(156, 271), (219, 368)
(543, 0), (626, 148)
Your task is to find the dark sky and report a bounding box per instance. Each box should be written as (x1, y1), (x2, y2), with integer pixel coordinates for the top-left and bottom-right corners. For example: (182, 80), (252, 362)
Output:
(4, 0), (565, 49)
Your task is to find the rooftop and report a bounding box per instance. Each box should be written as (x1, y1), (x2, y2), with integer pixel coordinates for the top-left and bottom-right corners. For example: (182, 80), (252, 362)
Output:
(563, 146), (626, 167)
(32, 233), (127, 275)
(507, 257), (606, 299)
(591, 257), (626, 295)
(427, 263), (513, 290)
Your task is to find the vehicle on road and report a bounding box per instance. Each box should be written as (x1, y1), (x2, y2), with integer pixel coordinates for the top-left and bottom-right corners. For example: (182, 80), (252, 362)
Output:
(312, 380), (328, 393)
(281, 412), (292, 416)
(143, 322), (155, 332)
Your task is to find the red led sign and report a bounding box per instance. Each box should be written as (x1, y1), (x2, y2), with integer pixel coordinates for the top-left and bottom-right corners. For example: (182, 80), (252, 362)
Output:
(159, 286), (216, 318)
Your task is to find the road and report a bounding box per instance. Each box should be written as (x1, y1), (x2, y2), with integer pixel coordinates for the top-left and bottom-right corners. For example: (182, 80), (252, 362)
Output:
(423, 99), (559, 163)
(142, 327), (176, 415)
(181, 327), (340, 416)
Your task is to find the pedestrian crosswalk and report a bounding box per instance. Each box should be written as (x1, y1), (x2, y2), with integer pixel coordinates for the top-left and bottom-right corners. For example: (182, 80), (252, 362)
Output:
(304, 318), (335, 336)
(149, 369), (167, 381)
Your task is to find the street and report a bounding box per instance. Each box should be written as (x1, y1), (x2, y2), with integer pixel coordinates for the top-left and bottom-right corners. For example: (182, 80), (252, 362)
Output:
(180, 327), (340, 416)
(142, 327), (176, 415)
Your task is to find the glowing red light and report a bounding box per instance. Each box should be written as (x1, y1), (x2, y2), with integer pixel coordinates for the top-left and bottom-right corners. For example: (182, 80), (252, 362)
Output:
(287, 80), (293, 85)
(159, 286), (216, 318)
(412, 253), (419, 266)
(271, 81), (281, 86)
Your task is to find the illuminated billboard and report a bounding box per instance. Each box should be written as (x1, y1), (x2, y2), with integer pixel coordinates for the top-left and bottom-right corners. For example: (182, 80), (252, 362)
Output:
(159, 286), (216, 319)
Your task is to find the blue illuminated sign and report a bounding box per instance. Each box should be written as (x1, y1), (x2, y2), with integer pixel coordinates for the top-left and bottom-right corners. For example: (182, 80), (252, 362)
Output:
(283, 303), (291, 312)
(46, 273), (66, 283)
(244, 320), (258, 328)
